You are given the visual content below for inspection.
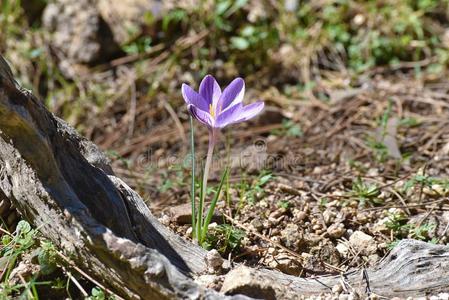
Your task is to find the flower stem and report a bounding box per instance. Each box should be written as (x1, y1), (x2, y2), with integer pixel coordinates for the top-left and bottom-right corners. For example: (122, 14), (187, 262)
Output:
(189, 116), (196, 239)
(196, 129), (216, 242)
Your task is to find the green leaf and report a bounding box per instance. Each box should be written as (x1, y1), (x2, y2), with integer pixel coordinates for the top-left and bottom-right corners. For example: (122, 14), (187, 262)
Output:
(162, 8), (187, 31)
(29, 48), (43, 59)
(230, 37), (250, 50)
(16, 220), (31, 235)
(204, 224), (245, 254)
(196, 168), (204, 241)
(143, 11), (155, 25)
(216, 1), (231, 15)
(38, 241), (58, 275)
(258, 173), (272, 186)
(201, 168), (229, 241)
(2, 235), (11, 246)
(241, 25), (256, 37)
(89, 287), (106, 300)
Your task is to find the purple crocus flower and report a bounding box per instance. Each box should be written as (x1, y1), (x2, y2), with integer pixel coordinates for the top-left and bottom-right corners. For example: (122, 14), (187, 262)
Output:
(182, 75), (264, 132)
(182, 75), (264, 242)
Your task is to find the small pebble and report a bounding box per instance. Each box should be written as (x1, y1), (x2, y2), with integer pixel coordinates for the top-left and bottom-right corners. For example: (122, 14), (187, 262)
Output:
(250, 219), (264, 232)
(294, 210), (308, 221)
(332, 284), (343, 293)
(206, 249), (224, 273)
(339, 294), (349, 300)
(158, 214), (170, 226)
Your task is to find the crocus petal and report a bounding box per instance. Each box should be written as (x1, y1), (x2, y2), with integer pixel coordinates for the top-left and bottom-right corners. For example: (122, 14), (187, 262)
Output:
(216, 103), (243, 128)
(199, 75), (221, 107)
(235, 101), (265, 122)
(189, 105), (214, 128)
(182, 83), (209, 112)
(216, 78), (245, 114)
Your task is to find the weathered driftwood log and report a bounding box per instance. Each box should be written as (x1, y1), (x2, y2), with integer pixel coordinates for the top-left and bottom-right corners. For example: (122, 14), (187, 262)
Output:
(1, 54), (449, 299)
(0, 55), (237, 300)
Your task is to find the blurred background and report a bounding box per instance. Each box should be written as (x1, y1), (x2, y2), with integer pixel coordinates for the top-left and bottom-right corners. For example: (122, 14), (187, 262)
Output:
(3, 0), (449, 207)
(3, 0), (449, 277)
(0, 0), (449, 211)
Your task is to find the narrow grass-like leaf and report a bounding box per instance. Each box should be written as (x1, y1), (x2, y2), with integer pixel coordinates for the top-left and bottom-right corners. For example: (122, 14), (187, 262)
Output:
(201, 167), (229, 242)
(196, 168), (204, 240)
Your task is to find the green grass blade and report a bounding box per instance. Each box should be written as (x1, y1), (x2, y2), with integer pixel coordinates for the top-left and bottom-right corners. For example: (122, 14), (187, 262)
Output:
(197, 168), (204, 241)
(189, 116), (196, 238)
(201, 167), (229, 242)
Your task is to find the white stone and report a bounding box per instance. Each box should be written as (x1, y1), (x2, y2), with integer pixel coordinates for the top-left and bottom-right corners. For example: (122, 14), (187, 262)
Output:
(349, 231), (377, 255)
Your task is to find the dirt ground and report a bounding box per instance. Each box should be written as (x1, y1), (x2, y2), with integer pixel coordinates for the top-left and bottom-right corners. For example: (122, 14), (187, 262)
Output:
(99, 73), (449, 282)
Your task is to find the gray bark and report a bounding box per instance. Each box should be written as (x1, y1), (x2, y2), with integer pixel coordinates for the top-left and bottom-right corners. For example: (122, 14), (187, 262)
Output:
(0, 55), (232, 300)
(1, 55), (448, 299)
